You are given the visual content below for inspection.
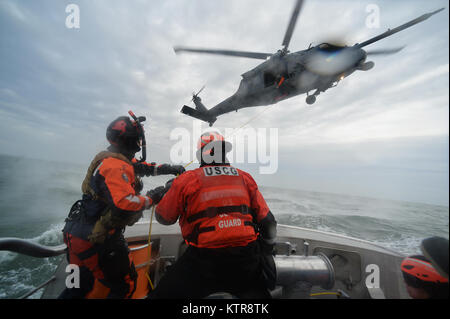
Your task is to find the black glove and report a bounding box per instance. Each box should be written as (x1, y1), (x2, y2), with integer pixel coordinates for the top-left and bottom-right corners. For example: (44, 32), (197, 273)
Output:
(165, 178), (175, 190)
(258, 238), (276, 290)
(146, 186), (167, 205)
(157, 164), (185, 176)
(260, 238), (275, 256)
(133, 163), (156, 177)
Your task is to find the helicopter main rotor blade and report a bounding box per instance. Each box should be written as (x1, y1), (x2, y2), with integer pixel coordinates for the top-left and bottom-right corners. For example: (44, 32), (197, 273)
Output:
(282, 0), (305, 51)
(356, 8), (444, 48)
(366, 47), (405, 55)
(173, 46), (272, 60)
(194, 85), (205, 97)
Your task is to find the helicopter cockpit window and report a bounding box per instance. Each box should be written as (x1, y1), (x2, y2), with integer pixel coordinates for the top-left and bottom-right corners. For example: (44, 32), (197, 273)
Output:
(264, 72), (277, 88)
(318, 43), (343, 52)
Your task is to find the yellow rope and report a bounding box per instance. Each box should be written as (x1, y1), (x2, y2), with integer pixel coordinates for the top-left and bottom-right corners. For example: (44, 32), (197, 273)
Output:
(145, 172), (180, 291)
(146, 205), (155, 291)
(146, 273), (154, 291)
(145, 106), (275, 291)
(225, 105), (274, 140)
(310, 292), (341, 297)
(148, 205), (155, 252)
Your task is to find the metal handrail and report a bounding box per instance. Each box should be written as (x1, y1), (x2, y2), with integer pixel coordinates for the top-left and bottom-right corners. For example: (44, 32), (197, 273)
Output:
(20, 276), (57, 299)
(0, 238), (66, 258)
(129, 243), (151, 252)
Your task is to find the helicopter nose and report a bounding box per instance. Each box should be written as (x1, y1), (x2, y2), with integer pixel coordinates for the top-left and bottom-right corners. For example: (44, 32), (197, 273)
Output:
(359, 49), (367, 63)
(309, 47), (364, 75)
(346, 47), (367, 64)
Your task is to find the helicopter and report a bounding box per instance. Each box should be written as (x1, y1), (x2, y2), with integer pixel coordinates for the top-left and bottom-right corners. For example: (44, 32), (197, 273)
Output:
(174, 0), (444, 127)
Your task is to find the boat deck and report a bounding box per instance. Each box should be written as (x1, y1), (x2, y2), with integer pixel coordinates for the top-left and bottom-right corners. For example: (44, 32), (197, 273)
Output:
(41, 222), (409, 299)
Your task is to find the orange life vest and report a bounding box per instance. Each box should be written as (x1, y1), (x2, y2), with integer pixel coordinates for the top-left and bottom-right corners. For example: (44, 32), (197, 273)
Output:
(182, 166), (258, 248)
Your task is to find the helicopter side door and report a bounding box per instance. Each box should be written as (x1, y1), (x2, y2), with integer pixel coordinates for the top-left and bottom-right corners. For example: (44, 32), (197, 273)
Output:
(263, 71), (278, 88)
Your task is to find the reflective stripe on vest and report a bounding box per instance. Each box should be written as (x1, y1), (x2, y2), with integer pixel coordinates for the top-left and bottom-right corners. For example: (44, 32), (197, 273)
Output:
(187, 204), (255, 223)
(184, 166), (257, 247)
(185, 221), (255, 246)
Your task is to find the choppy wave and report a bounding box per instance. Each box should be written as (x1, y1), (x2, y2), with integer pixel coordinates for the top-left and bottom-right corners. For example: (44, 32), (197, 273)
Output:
(0, 223), (64, 299)
(265, 186), (449, 256)
(31, 223), (65, 246)
(0, 258), (59, 299)
(273, 213), (431, 255)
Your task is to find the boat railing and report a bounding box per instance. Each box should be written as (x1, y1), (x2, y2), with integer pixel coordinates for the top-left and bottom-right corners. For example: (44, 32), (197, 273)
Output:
(0, 237), (67, 298)
(2, 237), (338, 299)
(0, 237), (66, 258)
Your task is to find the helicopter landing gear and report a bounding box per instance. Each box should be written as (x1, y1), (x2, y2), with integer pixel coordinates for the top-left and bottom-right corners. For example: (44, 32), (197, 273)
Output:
(306, 95), (316, 105)
(306, 89), (320, 105)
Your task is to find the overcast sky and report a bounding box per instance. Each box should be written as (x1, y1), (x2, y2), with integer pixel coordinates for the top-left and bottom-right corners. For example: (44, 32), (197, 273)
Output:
(0, 0), (448, 206)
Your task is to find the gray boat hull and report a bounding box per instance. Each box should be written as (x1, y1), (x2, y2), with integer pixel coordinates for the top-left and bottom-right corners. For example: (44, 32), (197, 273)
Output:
(40, 223), (408, 299)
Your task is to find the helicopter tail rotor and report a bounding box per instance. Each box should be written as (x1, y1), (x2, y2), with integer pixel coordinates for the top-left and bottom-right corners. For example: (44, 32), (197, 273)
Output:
(180, 87), (217, 126)
(190, 85), (209, 114)
(192, 85), (206, 101)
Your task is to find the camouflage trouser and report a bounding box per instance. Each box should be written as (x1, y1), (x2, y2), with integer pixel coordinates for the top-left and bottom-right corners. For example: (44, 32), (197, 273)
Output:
(88, 209), (142, 245)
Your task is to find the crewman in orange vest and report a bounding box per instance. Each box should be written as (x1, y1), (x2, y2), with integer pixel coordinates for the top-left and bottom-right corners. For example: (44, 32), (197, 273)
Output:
(151, 131), (277, 299)
(59, 112), (184, 299)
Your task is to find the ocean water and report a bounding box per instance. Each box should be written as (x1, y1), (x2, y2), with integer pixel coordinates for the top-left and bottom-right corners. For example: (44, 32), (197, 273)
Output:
(0, 154), (448, 299)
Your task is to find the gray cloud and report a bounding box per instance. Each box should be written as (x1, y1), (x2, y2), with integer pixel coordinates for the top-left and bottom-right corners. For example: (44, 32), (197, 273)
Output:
(0, 0), (448, 205)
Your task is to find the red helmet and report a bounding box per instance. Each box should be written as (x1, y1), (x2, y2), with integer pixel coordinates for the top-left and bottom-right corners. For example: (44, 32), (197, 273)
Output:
(106, 113), (145, 157)
(197, 131), (225, 150)
(401, 256), (448, 285)
(196, 131), (232, 163)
